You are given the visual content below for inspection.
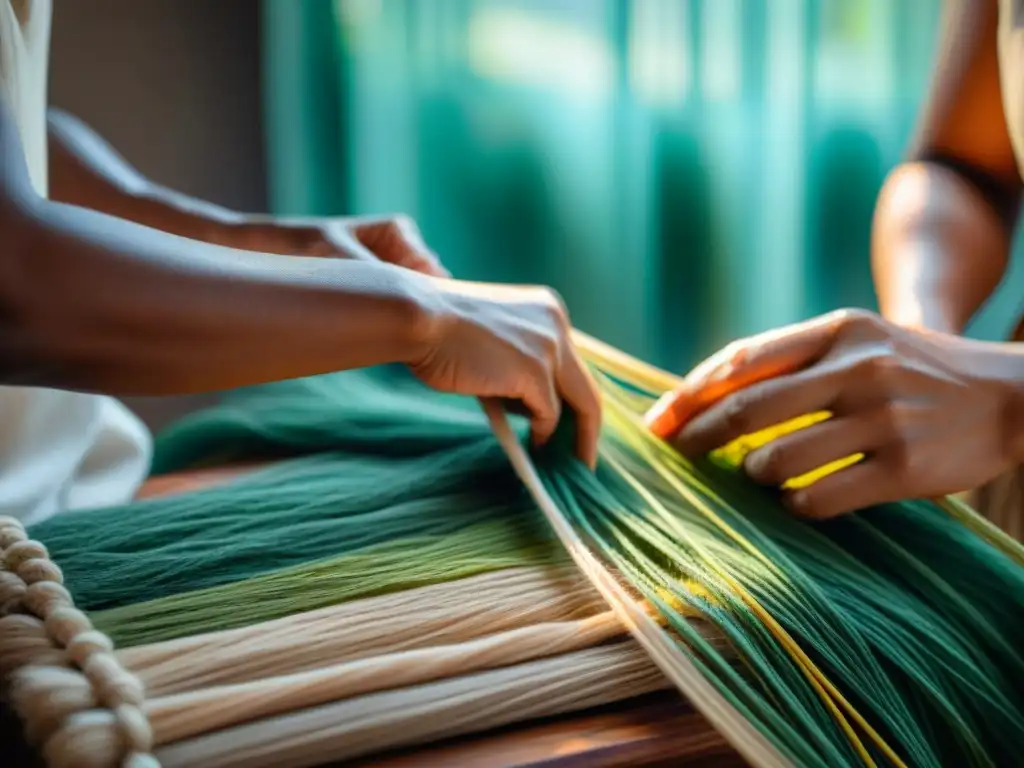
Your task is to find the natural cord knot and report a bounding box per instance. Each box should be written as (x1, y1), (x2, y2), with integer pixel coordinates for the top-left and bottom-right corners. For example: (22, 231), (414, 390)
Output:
(0, 515), (161, 767)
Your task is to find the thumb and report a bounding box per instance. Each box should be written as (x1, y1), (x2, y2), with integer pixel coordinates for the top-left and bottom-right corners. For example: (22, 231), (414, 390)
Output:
(645, 313), (841, 439)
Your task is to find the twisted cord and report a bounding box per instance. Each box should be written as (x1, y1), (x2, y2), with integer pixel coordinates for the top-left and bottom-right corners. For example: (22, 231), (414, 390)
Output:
(0, 516), (159, 768)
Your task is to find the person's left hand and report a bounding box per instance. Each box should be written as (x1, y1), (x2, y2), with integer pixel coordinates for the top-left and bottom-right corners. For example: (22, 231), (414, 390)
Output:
(645, 309), (1024, 519)
(243, 214), (450, 277)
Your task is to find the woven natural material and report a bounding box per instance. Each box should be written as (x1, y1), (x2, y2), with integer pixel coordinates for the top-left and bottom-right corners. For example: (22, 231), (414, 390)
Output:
(1, 333), (1023, 768)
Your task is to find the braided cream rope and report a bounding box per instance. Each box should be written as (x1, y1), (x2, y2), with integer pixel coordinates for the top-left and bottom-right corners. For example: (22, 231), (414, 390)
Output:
(0, 516), (159, 768)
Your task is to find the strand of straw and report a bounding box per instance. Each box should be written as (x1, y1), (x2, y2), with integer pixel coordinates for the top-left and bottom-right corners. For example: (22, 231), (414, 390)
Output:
(121, 564), (723, 698)
(93, 518), (561, 647)
(480, 399), (793, 768)
(121, 565), (611, 695)
(146, 609), (630, 744)
(153, 643), (672, 768)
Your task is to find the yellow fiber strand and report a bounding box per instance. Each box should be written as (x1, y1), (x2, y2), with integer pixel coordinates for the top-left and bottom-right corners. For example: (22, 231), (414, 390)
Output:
(601, 446), (886, 767)
(600, 392), (904, 766)
(576, 335), (990, 538)
(482, 399), (794, 768)
(936, 495), (1024, 566)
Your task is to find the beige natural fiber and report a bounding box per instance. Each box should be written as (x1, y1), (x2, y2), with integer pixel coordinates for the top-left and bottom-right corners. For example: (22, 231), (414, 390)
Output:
(482, 400), (792, 768)
(124, 564), (722, 745)
(0, 515), (159, 768)
(148, 609), (628, 744)
(154, 642), (669, 768)
(0, 372), (753, 768)
(120, 565), (612, 696)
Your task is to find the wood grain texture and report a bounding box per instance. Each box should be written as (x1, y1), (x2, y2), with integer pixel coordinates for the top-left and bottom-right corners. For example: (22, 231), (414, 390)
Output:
(350, 693), (741, 768)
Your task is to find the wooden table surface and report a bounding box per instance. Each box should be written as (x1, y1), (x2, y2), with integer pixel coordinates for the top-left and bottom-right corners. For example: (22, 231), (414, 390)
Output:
(354, 694), (742, 767)
(137, 464), (745, 767)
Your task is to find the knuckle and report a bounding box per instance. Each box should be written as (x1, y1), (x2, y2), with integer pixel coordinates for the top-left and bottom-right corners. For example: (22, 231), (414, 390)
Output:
(830, 308), (882, 342)
(750, 442), (788, 483)
(537, 330), (560, 361)
(388, 212), (416, 230)
(854, 349), (902, 388)
(538, 287), (569, 321)
(789, 490), (832, 520)
(720, 392), (754, 434)
(876, 401), (909, 435)
(831, 307), (874, 329)
(722, 340), (747, 367)
(883, 438), (915, 477)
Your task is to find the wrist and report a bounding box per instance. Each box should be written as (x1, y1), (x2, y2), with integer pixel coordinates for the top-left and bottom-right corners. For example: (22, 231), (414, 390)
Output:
(388, 270), (450, 366)
(979, 344), (1024, 465)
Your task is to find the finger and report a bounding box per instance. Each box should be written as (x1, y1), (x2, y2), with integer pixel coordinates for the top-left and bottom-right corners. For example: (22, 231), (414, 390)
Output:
(520, 374), (562, 448)
(646, 312), (846, 439)
(742, 412), (887, 486)
(396, 219), (450, 276)
(324, 228), (379, 264)
(783, 461), (895, 520)
(556, 347), (603, 469)
(673, 361), (855, 456)
(497, 398), (534, 420)
(354, 217), (450, 277)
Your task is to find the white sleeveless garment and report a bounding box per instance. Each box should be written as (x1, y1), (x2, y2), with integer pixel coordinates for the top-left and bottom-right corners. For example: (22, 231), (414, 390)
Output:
(0, 0), (151, 525)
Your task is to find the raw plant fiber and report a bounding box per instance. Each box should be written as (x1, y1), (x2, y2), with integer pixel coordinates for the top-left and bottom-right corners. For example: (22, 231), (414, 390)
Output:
(0, 330), (1023, 768)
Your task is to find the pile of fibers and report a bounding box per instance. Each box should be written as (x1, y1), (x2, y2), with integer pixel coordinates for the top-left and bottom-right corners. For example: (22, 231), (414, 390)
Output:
(7, 338), (1024, 768)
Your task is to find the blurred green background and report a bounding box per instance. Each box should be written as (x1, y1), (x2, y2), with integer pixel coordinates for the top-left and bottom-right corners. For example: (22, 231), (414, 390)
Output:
(262, 0), (1024, 373)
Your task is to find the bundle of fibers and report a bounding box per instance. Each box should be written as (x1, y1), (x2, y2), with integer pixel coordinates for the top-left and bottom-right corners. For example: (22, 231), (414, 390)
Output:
(1, 558), (681, 767)
(0, 332), (1023, 768)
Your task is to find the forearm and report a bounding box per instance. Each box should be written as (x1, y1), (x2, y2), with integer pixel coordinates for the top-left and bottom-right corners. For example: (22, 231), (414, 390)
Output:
(871, 161), (1014, 335)
(46, 109), (301, 253)
(1, 194), (439, 395)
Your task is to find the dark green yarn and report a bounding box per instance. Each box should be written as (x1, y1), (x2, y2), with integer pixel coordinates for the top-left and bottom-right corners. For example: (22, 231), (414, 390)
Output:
(149, 365), (495, 474)
(31, 438), (537, 611)
(540, 433), (1024, 767)
(93, 518), (563, 647)
(32, 363), (1024, 767)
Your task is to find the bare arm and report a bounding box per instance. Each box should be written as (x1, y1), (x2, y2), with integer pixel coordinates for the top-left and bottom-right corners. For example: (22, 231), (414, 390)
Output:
(46, 108), (450, 272)
(872, 0), (1022, 335)
(2, 98), (438, 394)
(46, 108), (299, 252)
(4, 99), (603, 464)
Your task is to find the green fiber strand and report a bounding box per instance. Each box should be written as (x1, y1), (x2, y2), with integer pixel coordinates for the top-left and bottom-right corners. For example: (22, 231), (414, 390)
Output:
(31, 440), (530, 611)
(93, 518), (562, 647)
(31, 362), (1024, 766)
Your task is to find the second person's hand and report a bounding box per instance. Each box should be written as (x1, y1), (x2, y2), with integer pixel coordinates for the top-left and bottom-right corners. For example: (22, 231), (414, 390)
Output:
(645, 309), (1024, 519)
(410, 279), (602, 469)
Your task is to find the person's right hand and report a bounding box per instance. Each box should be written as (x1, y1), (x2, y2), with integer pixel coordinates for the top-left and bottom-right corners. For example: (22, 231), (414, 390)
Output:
(410, 280), (602, 468)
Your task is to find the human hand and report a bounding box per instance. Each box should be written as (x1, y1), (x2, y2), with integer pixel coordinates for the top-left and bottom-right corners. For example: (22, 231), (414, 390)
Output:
(645, 309), (1024, 518)
(244, 214), (449, 277)
(249, 214), (600, 462)
(411, 281), (602, 468)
